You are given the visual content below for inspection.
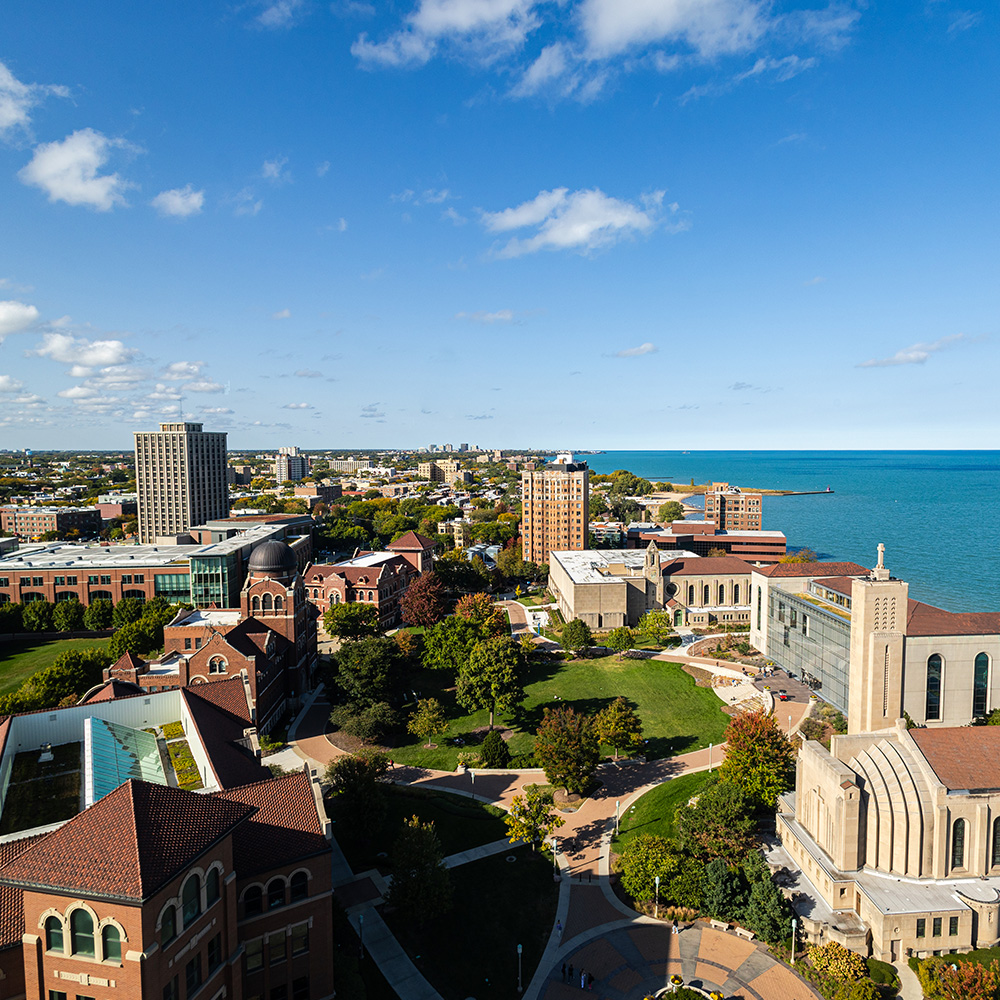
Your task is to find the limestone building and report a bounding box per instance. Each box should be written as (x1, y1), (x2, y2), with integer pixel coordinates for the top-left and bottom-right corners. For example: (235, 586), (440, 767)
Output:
(521, 454), (589, 565)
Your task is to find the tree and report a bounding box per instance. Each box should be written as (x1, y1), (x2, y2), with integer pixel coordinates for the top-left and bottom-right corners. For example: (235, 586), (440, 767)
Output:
(741, 862), (790, 942)
(535, 706), (599, 796)
(675, 778), (758, 864)
(561, 618), (593, 658)
(605, 626), (635, 660)
(14, 646), (113, 711)
(456, 635), (525, 728)
(454, 592), (506, 635)
(324, 748), (390, 834)
(400, 571), (448, 626)
(933, 959), (1000, 1000)
(657, 501), (685, 523)
(21, 600), (54, 632)
(505, 786), (564, 850)
(52, 599), (86, 632)
(335, 637), (406, 710)
(717, 708), (796, 808)
(112, 597), (145, 629)
(811, 942), (867, 982)
(608, 470), (653, 496)
(336, 702), (398, 744)
(617, 834), (683, 902)
(480, 728), (511, 768)
(422, 615), (486, 676)
(701, 858), (747, 922)
(108, 619), (162, 660)
(636, 610), (674, 646)
(322, 602), (380, 640)
(83, 599), (113, 630)
(385, 816), (452, 919)
(594, 697), (643, 759)
(779, 548), (818, 564)
(0, 602), (22, 633)
(833, 982), (881, 1000)
(407, 698), (448, 747)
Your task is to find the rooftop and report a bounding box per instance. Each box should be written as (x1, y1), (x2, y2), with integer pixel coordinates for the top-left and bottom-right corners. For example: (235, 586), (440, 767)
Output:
(174, 609), (242, 628)
(756, 560), (870, 579)
(550, 548), (699, 584)
(911, 727), (1000, 791)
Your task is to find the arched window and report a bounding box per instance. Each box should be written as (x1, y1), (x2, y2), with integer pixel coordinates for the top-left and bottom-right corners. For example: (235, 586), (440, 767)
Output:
(161, 904), (177, 944)
(733, 584), (740, 604)
(206, 867), (220, 906)
(274, 595), (283, 611)
(268, 877), (286, 910)
(208, 656), (227, 674)
(952, 818), (966, 869)
(70, 910), (95, 958)
(290, 870), (308, 902)
(993, 817), (1000, 868)
(718, 584), (725, 604)
(252, 595), (260, 611)
(262, 593), (273, 611)
(926, 654), (943, 721)
(102, 925), (122, 963)
(182, 874), (202, 925)
(974, 652), (990, 719)
(687, 585), (694, 603)
(703, 585), (710, 605)
(333, 593), (341, 605)
(45, 915), (64, 952)
(244, 885), (262, 917)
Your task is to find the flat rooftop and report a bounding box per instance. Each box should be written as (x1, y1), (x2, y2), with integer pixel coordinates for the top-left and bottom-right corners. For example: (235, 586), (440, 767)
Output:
(551, 548), (699, 585)
(173, 609), (242, 628)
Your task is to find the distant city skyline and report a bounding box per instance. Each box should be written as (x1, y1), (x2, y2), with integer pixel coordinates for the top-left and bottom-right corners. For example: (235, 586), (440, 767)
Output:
(1, 2), (997, 450)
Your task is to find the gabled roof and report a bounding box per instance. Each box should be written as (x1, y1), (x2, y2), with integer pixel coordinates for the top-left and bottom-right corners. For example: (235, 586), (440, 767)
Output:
(756, 561), (869, 578)
(906, 601), (1000, 637)
(81, 678), (144, 703)
(184, 674), (252, 723)
(662, 556), (752, 576)
(386, 530), (435, 551)
(215, 771), (329, 877)
(0, 833), (44, 951)
(0, 780), (254, 901)
(911, 727), (1000, 791)
(108, 649), (146, 674)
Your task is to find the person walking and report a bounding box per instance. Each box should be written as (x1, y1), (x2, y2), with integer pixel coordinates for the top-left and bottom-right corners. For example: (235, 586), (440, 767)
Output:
(672, 919), (680, 936)
(556, 920), (562, 939)
(580, 969), (587, 989)
(587, 972), (595, 991)
(561, 963), (566, 982)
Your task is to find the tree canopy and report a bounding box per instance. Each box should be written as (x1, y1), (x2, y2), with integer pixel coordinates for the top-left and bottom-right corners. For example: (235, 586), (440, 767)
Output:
(534, 706), (599, 795)
(456, 635), (526, 728)
(322, 601), (380, 640)
(334, 637), (407, 710)
(717, 708), (796, 808)
(594, 697), (643, 759)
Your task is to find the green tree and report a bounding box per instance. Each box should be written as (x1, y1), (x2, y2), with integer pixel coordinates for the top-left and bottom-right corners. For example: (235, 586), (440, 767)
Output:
(834, 980), (881, 1000)
(741, 862), (790, 943)
(636, 610), (674, 646)
(385, 816), (452, 919)
(454, 592), (506, 635)
(480, 728), (511, 768)
(504, 786), (564, 850)
(324, 748), (390, 835)
(21, 600), (54, 632)
(594, 697), (643, 759)
(657, 501), (685, 523)
(407, 697), (448, 747)
(534, 706), (599, 796)
(338, 702), (398, 744)
(400, 571), (448, 626)
(717, 708), (796, 808)
(605, 626), (635, 660)
(52, 599), (86, 632)
(108, 619), (162, 660)
(112, 597), (145, 629)
(779, 548), (818, 564)
(335, 637), (406, 710)
(701, 858), (747, 922)
(456, 635), (525, 728)
(83, 599), (113, 630)
(675, 778), (758, 864)
(561, 618), (593, 657)
(422, 615), (485, 676)
(617, 834), (682, 902)
(323, 602), (380, 640)
(0, 602), (22, 633)
(16, 646), (113, 711)
(669, 856), (704, 909)
(608, 470), (653, 496)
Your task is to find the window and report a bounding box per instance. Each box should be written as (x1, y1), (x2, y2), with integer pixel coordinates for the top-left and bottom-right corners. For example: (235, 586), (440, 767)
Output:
(274, 595), (283, 611)
(102, 925), (122, 963)
(252, 596), (260, 611)
(949, 916), (959, 936)
(70, 909), (95, 958)
(100, 575), (111, 585)
(974, 652), (990, 718)
(182, 874), (202, 925)
(185, 953), (202, 995)
(122, 575), (132, 584)
(718, 584), (725, 604)
(778, 601), (785, 623)
(291, 923), (309, 955)
(206, 867), (220, 905)
(926, 654), (943, 721)
(271, 988), (287, 1000)
(268, 930), (286, 965)
(207, 933), (222, 970)
(163, 977), (179, 1000)
(790, 608), (797, 629)
(733, 584), (740, 604)
(952, 818), (966, 869)
(802, 614), (809, 636)
(184, 638), (192, 650)
(268, 878), (286, 910)
(246, 938), (264, 973)
(702, 585), (709, 604)
(992, 818), (1000, 868)
(687, 585), (694, 604)
(161, 904), (177, 944)
(933, 917), (942, 937)
(916, 918), (925, 938)
(290, 870), (308, 902)
(292, 977), (310, 1000)
(49, 992), (68, 1000)
(45, 916), (64, 952)
(208, 656), (227, 674)
(262, 594), (273, 611)
(194, 637), (202, 650)
(244, 885), (263, 917)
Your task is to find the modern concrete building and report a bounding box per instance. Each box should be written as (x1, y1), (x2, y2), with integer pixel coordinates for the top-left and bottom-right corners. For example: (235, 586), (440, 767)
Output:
(521, 453), (589, 565)
(134, 422), (229, 543)
(274, 446), (309, 483)
(627, 520), (787, 564)
(704, 482), (762, 531)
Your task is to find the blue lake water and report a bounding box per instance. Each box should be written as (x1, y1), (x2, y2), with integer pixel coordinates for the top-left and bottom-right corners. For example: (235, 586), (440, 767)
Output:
(582, 451), (1000, 613)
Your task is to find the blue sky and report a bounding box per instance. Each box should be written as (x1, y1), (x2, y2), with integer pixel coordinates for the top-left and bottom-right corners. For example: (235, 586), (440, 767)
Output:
(1, 1), (997, 451)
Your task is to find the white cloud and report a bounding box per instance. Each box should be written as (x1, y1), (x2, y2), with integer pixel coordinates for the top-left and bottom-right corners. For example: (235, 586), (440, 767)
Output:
(442, 206), (468, 225)
(185, 379), (225, 393)
(19, 129), (136, 210)
(262, 157), (291, 183)
(481, 187), (679, 257)
(352, 0), (539, 67)
(734, 54), (816, 83)
(856, 334), (975, 368)
(336, 217), (348, 231)
(283, 402), (313, 409)
(29, 331), (137, 369)
(200, 406), (235, 414)
(294, 369), (323, 378)
(0, 60), (69, 138)
(256, 0), (305, 28)
(615, 342), (657, 358)
(233, 188), (263, 216)
(455, 309), (515, 323)
(948, 11), (982, 34)
(161, 361), (204, 380)
(272, 308), (292, 319)
(151, 184), (204, 217)
(317, 160), (331, 177)
(0, 300), (39, 340)
(58, 385), (98, 399)
(512, 41), (571, 96)
(0, 374), (24, 392)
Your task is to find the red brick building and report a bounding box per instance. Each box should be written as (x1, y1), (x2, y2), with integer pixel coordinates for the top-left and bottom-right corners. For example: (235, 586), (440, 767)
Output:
(626, 520), (787, 564)
(0, 506), (102, 542)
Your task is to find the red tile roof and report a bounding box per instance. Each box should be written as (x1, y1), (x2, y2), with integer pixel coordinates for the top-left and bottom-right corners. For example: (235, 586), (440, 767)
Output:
(81, 679), (144, 703)
(911, 727), (1000, 790)
(215, 771), (329, 877)
(0, 781), (254, 901)
(109, 649), (146, 673)
(756, 561), (869, 578)
(662, 556), (753, 576)
(182, 685), (269, 790)
(0, 833), (44, 951)
(386, 530), (436, 550)
(906, 601), (1000, 637)
(184, 675), (252, 723)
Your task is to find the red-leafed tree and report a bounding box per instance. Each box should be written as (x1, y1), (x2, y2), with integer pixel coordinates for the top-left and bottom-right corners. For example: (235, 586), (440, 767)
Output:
(400, 571), (448, 627)
(717, 708), (796, 808)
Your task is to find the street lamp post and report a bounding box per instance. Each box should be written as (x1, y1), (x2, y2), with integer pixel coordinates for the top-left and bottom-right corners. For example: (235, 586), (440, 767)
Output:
(615, 799), (620, 836)
(791, 918), (797, 959)
(708, 743), (713, 771)
(517, 943), (523, 993)
(655, 875), (660, 920)
(470, 769), (475, 801)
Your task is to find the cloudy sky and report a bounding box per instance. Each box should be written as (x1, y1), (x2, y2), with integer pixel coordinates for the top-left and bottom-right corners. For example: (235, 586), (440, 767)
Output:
(1, 1), (997, 450)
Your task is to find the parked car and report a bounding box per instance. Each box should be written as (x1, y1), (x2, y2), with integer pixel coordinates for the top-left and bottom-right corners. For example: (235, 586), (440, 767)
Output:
(778, 689), (790, 701)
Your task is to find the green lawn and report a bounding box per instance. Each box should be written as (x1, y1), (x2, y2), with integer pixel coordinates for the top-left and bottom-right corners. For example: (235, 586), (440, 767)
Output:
(610, 770), (717, 851)
(387, 847), (558, 1000)
(0, 636), (112, 696)
(386, 657), (730, 770)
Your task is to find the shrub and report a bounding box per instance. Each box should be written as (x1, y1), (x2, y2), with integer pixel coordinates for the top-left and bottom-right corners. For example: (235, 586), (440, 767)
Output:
(617, 834), (682, 902)
(834, 981), (880, 1000)
(480, 728), (512, 768)
(810, 942), (867, 982)
(341, 702), (398, 744)
(866, 957), (899, 986)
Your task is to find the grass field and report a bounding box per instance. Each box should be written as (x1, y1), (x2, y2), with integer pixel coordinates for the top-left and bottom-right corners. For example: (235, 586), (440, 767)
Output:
(384, 657), (730, 770)
(0, 636), (112, 695)
(610, 770), (717, 851)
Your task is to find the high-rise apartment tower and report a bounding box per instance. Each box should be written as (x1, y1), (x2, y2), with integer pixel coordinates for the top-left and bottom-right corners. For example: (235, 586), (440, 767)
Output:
(274, 445), (309, 482)
(521, 453), (589, 565)
(704, 482), (762, 531)
(134, 422), (229, 543)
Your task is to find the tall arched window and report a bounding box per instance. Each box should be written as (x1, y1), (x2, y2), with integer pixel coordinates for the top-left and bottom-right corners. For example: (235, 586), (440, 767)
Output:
(718, 584), (725, 604)
(70, 910), (95, 958)
(733, 584), (740, 604)
(102, 925), (122, 963)
(252, 595), (260, 611)
(244, 885), (262, 917)
(262, 593), (273, 611)
(290, 870), (308, 902)
(45, 916), (64, 952)
(206, 867), (220, 906)
(926, 654), (943, 720)
(703, 585), (710, 604)
(274, 595), (283, 611)
(687, 585), (694, 603)
(992, 817), (1000, 868)
(268, 877), (286, 910)
(161, 904), (177, 944)
(974, 652), (990, 719)
(952, 818), (966, 869)
(182, 874), (202, 925)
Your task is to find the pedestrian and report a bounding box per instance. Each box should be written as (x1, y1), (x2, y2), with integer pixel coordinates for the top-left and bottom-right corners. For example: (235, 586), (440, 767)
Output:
(556, 919), (562, 939)
(561, 963), (566, 982)
(672, 919), (679, 936)
(568, 963), (574, 985)
(580, 970), (587, 989)
(587, 972), (594, 991)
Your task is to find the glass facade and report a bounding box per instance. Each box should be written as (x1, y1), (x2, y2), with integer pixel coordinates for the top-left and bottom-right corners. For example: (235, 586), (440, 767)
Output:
(85, 717), (167, 806)
(189, 554), (237, 608)
(154, 572), (191, 601)
(766, 589), (852, 713)
(974, 652), (989, 718)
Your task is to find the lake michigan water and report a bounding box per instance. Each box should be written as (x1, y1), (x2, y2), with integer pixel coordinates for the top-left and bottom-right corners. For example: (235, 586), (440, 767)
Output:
(583, 451), (1000, 614)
